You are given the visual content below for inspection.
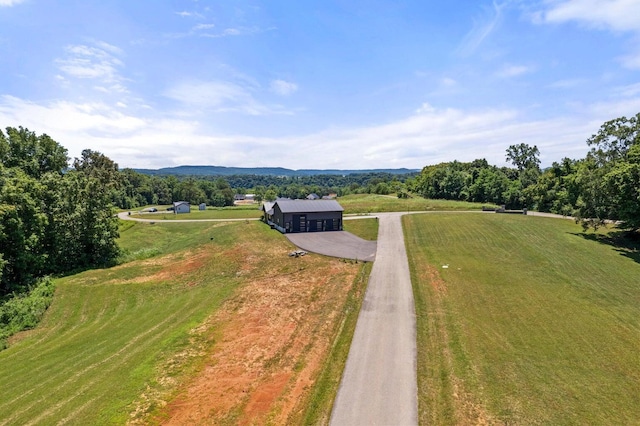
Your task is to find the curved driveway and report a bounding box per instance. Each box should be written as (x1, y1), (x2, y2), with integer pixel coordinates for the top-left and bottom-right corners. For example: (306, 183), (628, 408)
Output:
(330, 212), (418, 425)
(286, 231), (377, 262)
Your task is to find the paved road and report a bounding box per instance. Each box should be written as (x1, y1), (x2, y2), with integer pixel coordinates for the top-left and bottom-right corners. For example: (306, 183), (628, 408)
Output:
(286, 231), (377, 262)
(330, 212), (418, 426)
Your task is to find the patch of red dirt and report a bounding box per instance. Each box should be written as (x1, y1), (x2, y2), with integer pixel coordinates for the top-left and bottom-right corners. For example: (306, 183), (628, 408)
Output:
(160, 252), (359, 425)
(112, 250), (208, 285)
(422, 264), (448, 295)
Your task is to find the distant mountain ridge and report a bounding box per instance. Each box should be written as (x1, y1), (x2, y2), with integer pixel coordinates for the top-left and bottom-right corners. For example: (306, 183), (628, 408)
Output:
(133, 165), (419, 176)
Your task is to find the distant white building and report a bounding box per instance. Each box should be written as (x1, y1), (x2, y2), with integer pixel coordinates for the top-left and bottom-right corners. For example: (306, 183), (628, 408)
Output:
(173, 201), (190, 214)
(199, 203), (206, 211)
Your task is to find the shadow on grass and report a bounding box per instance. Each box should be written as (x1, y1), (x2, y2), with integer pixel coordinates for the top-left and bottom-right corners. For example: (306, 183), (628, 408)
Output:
(571, 230), (640, 264)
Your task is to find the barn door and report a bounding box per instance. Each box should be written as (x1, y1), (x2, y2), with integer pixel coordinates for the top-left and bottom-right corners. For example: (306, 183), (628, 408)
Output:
(293, 215), (307, 232)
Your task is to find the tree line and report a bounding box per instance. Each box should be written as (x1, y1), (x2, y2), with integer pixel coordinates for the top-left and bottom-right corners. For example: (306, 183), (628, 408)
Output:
(113, 171), (415, 208)
(1, 111), (638, 297)
(408, 113), (640, 232)
(0, 127), (120, 297)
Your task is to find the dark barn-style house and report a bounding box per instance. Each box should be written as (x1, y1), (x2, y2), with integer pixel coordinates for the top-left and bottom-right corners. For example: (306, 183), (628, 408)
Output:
(262, 199), (344, 233)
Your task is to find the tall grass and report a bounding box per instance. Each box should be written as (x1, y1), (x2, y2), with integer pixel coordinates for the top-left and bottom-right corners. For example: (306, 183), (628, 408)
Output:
(404, 213), (640, 424)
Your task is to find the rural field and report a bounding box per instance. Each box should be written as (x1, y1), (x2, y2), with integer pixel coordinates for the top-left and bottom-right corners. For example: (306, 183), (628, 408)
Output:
(0, 219), (369, 425)
(404, 213), (640, 424)
(129, 206), (262, 220)
(127, 194), (493, 221)
(339, 194), (493, 214)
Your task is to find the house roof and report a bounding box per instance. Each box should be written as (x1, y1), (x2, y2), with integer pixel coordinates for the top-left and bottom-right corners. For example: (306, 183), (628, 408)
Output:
(262, 201), (275, 212)
(173, 201), (189, 207)
(274, 199), (344, 213)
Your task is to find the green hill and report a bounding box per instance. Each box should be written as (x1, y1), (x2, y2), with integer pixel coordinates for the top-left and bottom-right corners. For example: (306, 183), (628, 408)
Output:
(133, 165), (418, 176)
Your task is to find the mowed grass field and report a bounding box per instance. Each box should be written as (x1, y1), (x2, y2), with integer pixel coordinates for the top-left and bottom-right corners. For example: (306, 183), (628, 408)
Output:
(343, 217), (379, 241)
(339, 194), (493, 214)
(404, 213), (640, 424)
(129, 206), (262, 220)
(0, 219), (367, 425)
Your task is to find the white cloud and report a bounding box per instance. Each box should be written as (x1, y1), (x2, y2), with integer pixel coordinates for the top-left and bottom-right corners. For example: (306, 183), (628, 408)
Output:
(613, 82), (640, 97)
(619, 49), (640, 69)
(164, 80), (292, 115)
(199, 26), (266, 38)
(539, 0), (640, 32)
(441, 77), (457, 87)
(3, 87), (640, 170)
(457, 1), (508, 56)
(548, 78), (587, 89)
(0, 0), (25, 6)
(415, 102), (436, 114)
(193, 23), (215, 31)
(496, 64), (532, 78)
(176, 11), (204, 19)
(55, 42), (128, 93)
(270, 80), (298, 96)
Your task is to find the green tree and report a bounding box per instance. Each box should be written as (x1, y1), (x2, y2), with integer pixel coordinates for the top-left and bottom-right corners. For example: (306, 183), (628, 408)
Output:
(0, 127), (68, 178)
(0, 168), (47, 293)
(575, 113), (640, 231)
(506, 143), (541, 172)
(177, 178), (206, 204)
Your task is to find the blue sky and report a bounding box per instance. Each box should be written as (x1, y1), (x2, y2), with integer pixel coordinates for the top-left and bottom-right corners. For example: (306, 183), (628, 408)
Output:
(1, 0), (639, 170)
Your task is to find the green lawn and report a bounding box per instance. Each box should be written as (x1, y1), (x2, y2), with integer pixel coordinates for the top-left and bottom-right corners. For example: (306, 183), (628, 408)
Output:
(343, 218), (379, 241)
(129, 206), (262, 220)
(404, 213), (640, 425)
(0, 221), (272, 424)
(339, 194), (493, 214)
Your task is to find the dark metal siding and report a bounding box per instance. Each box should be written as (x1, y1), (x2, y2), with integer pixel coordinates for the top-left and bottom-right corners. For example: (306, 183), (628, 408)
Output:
(271, 203), (342, 233)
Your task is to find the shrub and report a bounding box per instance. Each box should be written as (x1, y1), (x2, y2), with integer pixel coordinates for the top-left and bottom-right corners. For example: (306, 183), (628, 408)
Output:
(0, 277), (55, 349)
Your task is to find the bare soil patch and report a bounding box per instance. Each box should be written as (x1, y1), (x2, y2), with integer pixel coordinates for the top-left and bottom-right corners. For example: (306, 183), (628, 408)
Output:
(156, 242), (360, 425)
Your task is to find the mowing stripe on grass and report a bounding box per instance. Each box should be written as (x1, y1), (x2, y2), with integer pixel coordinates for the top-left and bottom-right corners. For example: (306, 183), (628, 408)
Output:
(405, 213), (640, 424)
(0, 222), (250, 425)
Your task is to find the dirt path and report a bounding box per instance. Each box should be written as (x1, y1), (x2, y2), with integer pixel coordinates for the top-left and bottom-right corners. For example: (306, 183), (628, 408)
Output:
(330, 212), (418, 425)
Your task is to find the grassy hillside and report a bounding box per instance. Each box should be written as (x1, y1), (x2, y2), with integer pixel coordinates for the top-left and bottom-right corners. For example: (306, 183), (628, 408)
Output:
(0, 220), (367, 424)
(404, 213), (640, 424)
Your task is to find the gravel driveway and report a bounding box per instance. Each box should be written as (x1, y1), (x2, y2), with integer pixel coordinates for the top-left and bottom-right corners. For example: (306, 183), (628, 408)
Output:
(285, 231), (377, 262)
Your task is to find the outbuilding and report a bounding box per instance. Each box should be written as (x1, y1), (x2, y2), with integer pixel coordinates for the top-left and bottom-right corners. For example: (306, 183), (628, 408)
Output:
(173, 201), (191, 214)
(265, 199), (344, 233)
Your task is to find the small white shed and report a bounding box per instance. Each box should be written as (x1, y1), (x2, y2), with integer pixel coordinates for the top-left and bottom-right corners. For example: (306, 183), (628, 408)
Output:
(173, 201), (190, 214)
(199, 203), (206, 211)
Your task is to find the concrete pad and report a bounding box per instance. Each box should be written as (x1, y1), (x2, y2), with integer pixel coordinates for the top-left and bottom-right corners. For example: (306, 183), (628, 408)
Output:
(285, 231), (377, 262)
